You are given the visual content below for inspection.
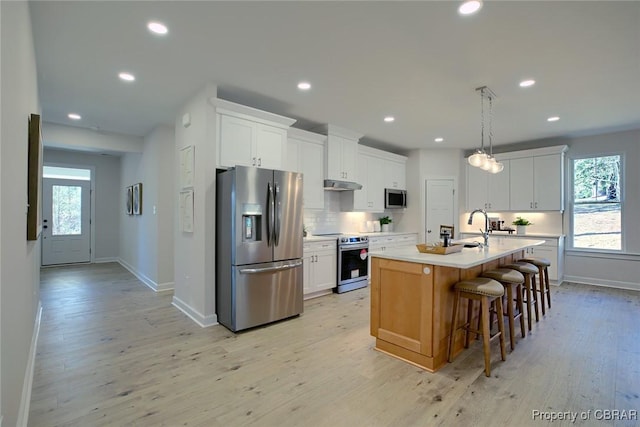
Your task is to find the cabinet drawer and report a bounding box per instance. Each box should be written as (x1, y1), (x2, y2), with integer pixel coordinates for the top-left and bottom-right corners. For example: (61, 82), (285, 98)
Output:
(304, 240), (337, 253)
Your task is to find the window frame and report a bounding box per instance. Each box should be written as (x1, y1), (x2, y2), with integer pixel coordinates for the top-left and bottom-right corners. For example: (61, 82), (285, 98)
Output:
(568, 152), (624, 253)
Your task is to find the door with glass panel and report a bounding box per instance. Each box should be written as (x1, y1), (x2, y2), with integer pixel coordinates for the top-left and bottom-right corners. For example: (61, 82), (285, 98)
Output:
(42, 178), (91, 265)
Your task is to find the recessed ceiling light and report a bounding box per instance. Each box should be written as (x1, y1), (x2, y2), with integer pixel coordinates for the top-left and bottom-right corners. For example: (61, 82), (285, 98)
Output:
(458, 0), (482, 15)
(68, 113), (81, 120)
(119, 72), (135, 82)
(519, 79), (536, 88)
(297, 82), (311, 90)
(147, 21), (168, 35)
(434, 137), (444, 143)
(383, 116), (395, 123)
(547, 116), (560, 122)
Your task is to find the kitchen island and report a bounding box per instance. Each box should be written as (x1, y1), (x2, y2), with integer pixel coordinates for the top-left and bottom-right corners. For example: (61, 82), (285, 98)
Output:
(369, 237), (544, 372)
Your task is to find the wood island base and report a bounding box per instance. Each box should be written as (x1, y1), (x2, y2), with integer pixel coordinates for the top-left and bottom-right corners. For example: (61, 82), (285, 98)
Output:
(370, 252), (523, 372)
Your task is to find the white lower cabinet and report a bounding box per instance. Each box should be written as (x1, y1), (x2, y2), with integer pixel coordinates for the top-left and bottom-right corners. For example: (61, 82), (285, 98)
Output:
(303, 240), (337, 298)
(367, 233), (418, 282)
(460, 233), (564, 283)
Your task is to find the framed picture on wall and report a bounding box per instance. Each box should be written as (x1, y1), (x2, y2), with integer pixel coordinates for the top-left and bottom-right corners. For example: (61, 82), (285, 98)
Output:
(180, 145), (195, 189)
(180, 190), (194, 233)
(27, 113), (43, 240)
(133, 183), (142, 215)
(126, 186), (133, 215)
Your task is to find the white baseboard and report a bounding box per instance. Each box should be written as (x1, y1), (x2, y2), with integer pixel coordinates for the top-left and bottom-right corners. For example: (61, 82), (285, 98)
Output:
(564, 275), (640, 292)
(117, 258), (174, 293)
(94, 257), (118, 263)
(17, 302), (42, 427)
(171, 295), (218, 328)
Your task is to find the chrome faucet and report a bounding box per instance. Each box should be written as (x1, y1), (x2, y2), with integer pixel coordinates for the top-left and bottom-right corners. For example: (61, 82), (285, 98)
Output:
(468, 209), (490, 247)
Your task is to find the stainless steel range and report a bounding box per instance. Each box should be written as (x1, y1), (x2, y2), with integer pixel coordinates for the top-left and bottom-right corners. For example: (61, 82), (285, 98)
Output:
(336, 235), (369, 293)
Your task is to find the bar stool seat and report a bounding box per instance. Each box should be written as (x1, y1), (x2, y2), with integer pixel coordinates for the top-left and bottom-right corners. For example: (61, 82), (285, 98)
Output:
(520, 257), (552, 314)
(448, 277), (506, 377)
(504, 262), (540, 331)
(482, 268), (526, 351)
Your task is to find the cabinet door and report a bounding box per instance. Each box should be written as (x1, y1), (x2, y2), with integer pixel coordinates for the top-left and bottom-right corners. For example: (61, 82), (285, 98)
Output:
(466, 164), (489, 210)
(352, 152), (369, 211)
(299, 141), (325, 210)
(285, 139), (300, 173)
(487, 159), (510, 211)
(509, 157), (534, 210)
(368, 156), (385, 212)
(219, 115), (255, 168)
(313, 249), (337, 292)
(255, 124), (285, 169)
(534, 154), (563, 210)
(526, 245), (558, 282)
(302, 250), (313, 294)
(341, 137), (358, 181)
(387, 160), (406, 189)
(326, 137), (343, 180)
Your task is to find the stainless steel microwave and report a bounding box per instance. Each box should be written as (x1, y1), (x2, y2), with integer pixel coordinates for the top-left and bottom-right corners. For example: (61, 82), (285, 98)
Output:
(385, 188), (407, 209)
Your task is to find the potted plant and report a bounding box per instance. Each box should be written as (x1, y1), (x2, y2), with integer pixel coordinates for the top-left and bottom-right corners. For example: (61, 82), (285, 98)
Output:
(512, 217), (532, 235)
(379, 216), (392, 232)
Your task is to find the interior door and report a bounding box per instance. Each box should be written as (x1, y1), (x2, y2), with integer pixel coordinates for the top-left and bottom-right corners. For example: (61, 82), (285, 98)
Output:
(425, 179), (455, 244)
(42, 178), (91, 265)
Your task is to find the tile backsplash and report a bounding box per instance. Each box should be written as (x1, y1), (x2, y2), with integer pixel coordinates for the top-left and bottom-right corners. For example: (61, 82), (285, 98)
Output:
(304, 192), (392, 234)
(459, 211), (564, 235)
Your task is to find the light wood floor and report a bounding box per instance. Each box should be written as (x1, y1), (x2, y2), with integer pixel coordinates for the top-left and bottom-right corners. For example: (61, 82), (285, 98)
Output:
(29, 263), (640, 426)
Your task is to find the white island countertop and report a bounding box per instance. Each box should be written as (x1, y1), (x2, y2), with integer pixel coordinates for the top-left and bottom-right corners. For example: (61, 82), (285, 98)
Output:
(370, 237), (545, 269)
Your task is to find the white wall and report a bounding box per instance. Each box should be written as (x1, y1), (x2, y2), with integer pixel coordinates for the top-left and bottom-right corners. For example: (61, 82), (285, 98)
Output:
(43, 147), (121, 261)
(173, 85), (218, 326)
(119, 125), (175, 291)
(405, 148), (463, 242)
(43, 122), (144, 154)
(0, 1), (41, 425)
(563, 129), (640, 289)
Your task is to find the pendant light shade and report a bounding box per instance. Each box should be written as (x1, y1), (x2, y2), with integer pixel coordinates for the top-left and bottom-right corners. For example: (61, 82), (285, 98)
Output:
(469, 86), (503, 174)
(468, 149), (487, 167)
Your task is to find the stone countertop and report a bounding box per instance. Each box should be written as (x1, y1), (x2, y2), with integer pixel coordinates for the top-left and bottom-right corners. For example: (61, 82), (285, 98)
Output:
(304, 231), (418, 242)
(370, 237), (545, 269)
(460, 231), (565, 239)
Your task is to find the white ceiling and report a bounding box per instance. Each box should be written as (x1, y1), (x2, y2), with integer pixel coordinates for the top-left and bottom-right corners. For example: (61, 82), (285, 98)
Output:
(30, 1), (640, 154)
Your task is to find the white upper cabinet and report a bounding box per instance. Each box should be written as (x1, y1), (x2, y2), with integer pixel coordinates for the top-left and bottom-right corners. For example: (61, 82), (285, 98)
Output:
(466, 160), (510, 211)
(509, 152), (564, 211)
(315, 124), (362, 182)
(387, 160), (406, 189)
(344, 145), (407, 212)
(214, 98), (296, 170)
(465, 145), (567, 212)
(288, 128), (326, 210)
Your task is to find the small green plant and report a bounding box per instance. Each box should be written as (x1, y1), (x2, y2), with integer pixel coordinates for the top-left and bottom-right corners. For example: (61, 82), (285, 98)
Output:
(303, 224), (307, 237)
(379, 216), (392, 225)
(512, 217), (532, 226)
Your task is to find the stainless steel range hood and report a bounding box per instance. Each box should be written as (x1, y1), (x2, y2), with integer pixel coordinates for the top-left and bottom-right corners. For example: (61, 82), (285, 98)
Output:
(323, 179), (363, 191)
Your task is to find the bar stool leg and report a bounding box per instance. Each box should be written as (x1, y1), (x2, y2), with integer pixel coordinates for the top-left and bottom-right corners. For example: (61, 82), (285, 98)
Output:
(466, 299), (474, 348)
(537, 266), (546, 315)
(515, 283), (526, 338)
(495, 296), (507, 362)
(505, 286), (516, 351)
(544, 266), (551, 309)
(448, 290), (461, 363)
(531, 273), (540, 322)
(481, 296), (492, 376)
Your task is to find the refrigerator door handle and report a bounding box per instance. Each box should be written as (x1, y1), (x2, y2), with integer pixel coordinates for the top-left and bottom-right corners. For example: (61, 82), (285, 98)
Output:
(239, 260), (303, 274)
(266, 182), (273, 247)
(274, 183), (280, 246)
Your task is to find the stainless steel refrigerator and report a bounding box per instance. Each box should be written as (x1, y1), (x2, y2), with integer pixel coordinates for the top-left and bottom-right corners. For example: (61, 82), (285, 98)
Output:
(216, 166), (304, 332)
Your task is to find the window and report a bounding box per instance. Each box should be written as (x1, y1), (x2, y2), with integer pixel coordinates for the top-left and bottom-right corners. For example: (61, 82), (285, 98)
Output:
(571, 155), (621, 250)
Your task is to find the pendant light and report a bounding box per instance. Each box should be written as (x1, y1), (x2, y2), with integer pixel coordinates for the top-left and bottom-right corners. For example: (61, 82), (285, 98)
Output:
(468, 86), (503, 174)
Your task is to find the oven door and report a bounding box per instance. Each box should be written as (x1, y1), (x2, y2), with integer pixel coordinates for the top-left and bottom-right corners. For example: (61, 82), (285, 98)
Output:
(338, 244), (369, 285)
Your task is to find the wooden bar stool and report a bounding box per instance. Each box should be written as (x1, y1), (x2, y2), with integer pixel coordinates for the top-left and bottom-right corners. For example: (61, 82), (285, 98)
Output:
(481, 268), (525, 351)
(504, 261), (540, 331)
(448, 277), (506, 377)
(520, 257), (552, 315)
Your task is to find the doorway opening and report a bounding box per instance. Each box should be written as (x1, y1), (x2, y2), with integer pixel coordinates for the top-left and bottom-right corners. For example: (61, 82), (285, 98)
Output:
(42, 166), (93, 265)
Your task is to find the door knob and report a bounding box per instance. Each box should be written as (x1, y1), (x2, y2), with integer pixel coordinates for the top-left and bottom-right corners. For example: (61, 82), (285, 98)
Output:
(43, 225), (48, 229)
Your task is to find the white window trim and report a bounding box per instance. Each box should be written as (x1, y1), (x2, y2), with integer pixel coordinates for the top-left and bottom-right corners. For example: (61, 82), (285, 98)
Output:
(568, 152), (624, 253)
